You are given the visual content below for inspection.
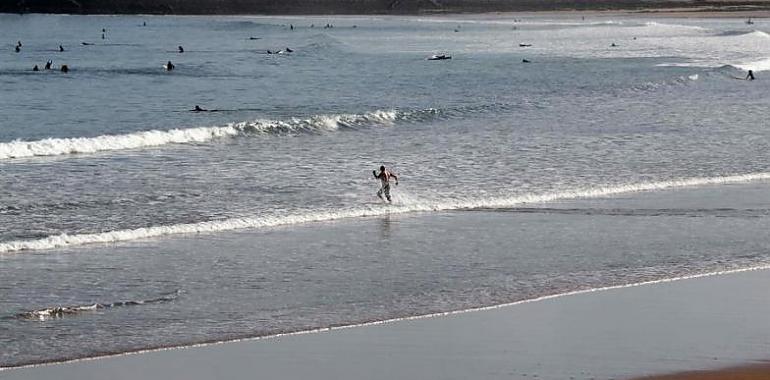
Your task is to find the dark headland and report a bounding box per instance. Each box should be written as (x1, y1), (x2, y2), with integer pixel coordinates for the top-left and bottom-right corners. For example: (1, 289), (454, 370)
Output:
(4, 0), (770, 14)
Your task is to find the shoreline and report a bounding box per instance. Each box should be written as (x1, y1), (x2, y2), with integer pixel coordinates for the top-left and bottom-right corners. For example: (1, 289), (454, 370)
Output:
(4, 266), (770, 379)
(3, 180), (770, 372)
(3, 264), (770, 373)
(632, 362), (770, 379)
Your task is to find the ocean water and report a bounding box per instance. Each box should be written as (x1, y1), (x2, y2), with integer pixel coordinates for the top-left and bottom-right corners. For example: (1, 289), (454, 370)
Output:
(0, 13), (769, 369)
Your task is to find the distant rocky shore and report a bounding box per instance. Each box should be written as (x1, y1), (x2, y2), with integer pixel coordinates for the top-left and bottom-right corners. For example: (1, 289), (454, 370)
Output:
(4, 0), (770, 15)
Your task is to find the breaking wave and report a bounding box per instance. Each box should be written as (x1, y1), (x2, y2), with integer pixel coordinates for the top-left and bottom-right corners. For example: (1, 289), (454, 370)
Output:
(643, 21), (708, 32)
(0, 102), (528, 160)
(658, 58), (770, 73)
(0, 172), (767, 254)
(0, 109), (419, 160)
(14, 290), (180, 321)
(731, 57), (770, 72)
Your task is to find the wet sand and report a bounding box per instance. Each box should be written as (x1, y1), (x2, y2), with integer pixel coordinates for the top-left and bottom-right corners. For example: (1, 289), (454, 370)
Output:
(3, 266), (770, 379)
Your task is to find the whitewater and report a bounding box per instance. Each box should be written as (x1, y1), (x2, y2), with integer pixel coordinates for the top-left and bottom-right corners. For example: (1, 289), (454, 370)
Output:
(0, 110), (405, 159)
(0, 172), (768, 254)
(1, 13), (769, 369)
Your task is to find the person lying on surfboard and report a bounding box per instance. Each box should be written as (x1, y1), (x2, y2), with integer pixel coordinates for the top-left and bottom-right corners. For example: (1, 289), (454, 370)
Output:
(373, 165), (399, 203)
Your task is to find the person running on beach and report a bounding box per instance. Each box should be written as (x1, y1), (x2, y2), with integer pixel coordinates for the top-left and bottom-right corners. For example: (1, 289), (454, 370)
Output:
(373, 165), (398, 203)
(746, 70), (755, 80)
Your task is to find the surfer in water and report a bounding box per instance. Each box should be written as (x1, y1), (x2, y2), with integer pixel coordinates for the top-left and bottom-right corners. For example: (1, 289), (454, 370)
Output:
(746, 70), (755, 81)
(373, 165), (399, 203)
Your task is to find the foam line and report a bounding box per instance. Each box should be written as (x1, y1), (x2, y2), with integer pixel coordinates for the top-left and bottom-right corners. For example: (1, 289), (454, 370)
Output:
(0, 172), (767, 254)
(2, 265), (768, 371)
(0, 109), (406, 160)
(14, 290), (180, 321)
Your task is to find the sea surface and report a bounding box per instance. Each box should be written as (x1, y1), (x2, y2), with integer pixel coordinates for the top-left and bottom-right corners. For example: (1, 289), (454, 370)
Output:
(0, 13), (769, 369)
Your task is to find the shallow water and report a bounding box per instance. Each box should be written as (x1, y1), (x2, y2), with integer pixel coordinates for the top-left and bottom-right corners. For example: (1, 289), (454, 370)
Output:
(0, 13), (769, 367)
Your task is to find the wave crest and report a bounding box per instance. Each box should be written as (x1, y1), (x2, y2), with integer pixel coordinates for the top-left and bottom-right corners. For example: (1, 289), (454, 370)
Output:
(0, 172), (767, 254)
(0, 109), (414, 160)
(15, 290), (180, 321)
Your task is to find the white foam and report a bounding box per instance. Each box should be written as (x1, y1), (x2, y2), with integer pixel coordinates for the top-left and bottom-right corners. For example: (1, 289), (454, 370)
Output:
(0, 110), (401, 160)
(656, 62), (716, 68)
(743, 30), (770, 39)
(732, 57), (770, 72)
(643, 21), (708, 32)
(0, 172), (767, 254)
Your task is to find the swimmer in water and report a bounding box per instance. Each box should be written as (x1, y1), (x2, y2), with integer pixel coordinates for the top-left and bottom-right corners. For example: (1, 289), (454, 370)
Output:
(165, 61), (175, 71)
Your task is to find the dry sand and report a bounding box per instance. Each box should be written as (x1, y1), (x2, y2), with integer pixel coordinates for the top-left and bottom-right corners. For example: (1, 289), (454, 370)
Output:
(633, 363), (770, 379)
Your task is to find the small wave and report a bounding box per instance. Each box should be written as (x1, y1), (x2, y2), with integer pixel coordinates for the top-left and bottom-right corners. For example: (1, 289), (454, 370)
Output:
(0, 102), (526, 160)
(4, 265), (768, 371)
(656, 62), (719, 69)
(659, 59), (770, 73)
(15, 291), (180, 321)
(629, 73), (699, 92)
(0, 172), (767, 254)
(474, 207), (768, 218)
(643, 21), (708, 32)
(0, 109), (413, 160)
(731, 57), (770, 72)
(737, 30), (770, 39)
(715, 30), (770, 38)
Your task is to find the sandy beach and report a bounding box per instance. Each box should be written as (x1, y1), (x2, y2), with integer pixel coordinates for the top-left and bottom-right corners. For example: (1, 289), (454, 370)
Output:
(635, 363), (770, 379)
(3, 266), (769, 380)
(3, 181), (770, 380)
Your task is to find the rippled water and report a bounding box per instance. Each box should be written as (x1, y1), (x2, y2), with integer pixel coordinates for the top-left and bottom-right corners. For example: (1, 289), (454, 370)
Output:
(1, 13), (769, 367)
